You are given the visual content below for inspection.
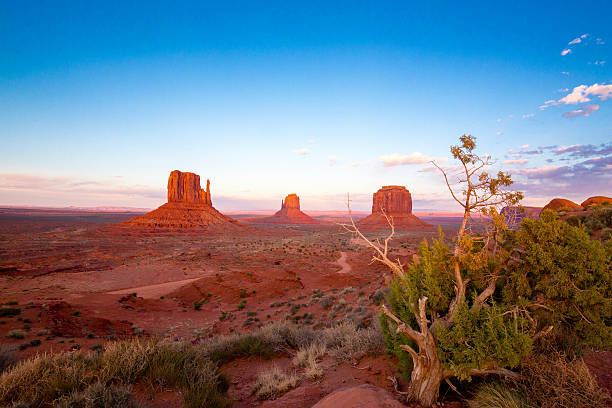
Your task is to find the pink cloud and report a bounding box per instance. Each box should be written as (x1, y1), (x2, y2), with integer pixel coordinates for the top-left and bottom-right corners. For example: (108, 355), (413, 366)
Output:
(561, 49), (572, 56)
(379, 152), (446, 167)
(562, 104), (599, 118)
(503, 159), (528, 165)
(559, 84), (612, 104)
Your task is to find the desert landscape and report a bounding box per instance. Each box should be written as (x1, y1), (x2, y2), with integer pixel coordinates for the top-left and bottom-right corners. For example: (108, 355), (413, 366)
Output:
(1, 3), (611, 408)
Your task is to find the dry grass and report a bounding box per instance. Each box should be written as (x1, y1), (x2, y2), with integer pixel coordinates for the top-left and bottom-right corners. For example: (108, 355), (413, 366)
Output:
(293, 343), (326, 381)
(251, 366), (299, 400)
(0, 339), (230, 408)
(54, 382), (140, 408)
(519, 353), (611, 408)
(468, 382), (530, 408)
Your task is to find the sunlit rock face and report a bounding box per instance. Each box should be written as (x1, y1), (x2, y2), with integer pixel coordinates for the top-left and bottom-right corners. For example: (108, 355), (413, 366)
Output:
(359, 186), (429, 230)
(256, 193), (318, 224)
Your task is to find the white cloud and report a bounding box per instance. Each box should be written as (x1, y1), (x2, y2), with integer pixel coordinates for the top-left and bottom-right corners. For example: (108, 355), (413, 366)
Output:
(496, 131), (504, 136)
(292, 148), (310, 155)
(561, 49), (572, 56)
(496, 118), (502, 123)
(561, 71), (570, 75)
(503, 159), (528, 165)
(539, 100), (559, 110)
(328, 155), (339, 166)
(379, 152), (445, 167)
(594, 60), (606, 65)
(349, 162), (362, 167)
(559, 83), (612, 104)
(522, 113), (535, 119)
(562, 104), (600, 118)
(568, 38), (581, 45)
(596, 38), (605, 45)
(519, 144), (530, 149)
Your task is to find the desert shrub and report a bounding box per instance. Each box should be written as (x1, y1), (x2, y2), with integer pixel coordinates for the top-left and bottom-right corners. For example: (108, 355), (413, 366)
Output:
(202, 334), (273, 363)
(251, 366), (298, 400)
(319, 296), (334, 309)
(293, 343), (326, 380)
(237, 300), (246, 310)
(339, 287), (355, 296)
(6, 331), (26, 340)
(321, 321), (383, 362)
(0, 308), (21, 318)
(518, 352), (611, 408)
(53, 382), (139, 408)
(370, 288), (387, 305)
(0, 345), (17, 375)
(468, 382), (529, 408)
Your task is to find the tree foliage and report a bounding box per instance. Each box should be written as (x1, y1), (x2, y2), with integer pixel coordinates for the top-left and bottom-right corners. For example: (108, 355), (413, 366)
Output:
(367, 134), (611, 406)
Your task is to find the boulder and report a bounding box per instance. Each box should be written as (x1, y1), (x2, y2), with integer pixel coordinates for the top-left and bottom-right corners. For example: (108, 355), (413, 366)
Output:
(542, 198), (583, 212)
(581, 196), (612, 208)
(312, 384), (404, 408)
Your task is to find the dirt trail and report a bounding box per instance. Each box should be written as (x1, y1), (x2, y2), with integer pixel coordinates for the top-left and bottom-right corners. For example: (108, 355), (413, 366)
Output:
(335, 251), (352, 273)
(107, 278), (201, 299)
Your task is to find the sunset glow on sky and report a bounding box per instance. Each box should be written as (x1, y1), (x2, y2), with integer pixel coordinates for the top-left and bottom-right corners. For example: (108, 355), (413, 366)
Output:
(1, 1), (610, 211)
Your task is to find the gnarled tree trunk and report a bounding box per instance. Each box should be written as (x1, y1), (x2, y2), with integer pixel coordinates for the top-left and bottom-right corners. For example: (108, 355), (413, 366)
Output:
(407, 334), (444, 406)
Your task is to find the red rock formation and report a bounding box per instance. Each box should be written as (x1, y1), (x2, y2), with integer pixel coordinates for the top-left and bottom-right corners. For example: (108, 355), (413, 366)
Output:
(167, 170), (211, 205)
(253, 193), (318, 224)
(542, 198), (583, 212)
(581, 196), (612, 208)
(359, 186), (429, 229)
(123, 170), (240, 229)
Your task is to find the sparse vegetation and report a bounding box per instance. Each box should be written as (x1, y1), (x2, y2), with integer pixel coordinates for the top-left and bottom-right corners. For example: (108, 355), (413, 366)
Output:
(6, 330), (26, 340)
(237, 300), (246, 310)
(0, 308), (21, 318)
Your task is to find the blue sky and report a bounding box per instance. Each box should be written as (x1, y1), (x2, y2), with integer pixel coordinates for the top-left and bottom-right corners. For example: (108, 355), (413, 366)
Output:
(1, 1), (610, 211)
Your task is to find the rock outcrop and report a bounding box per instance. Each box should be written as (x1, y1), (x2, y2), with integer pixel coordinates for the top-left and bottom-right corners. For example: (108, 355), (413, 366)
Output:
(581, 196), (612, 208)
(501, 206), (542, 225)
(311, 385), (405, 408)
(359, 186), (429, 229)
(253, 193), (318, 224)
(123, 170), (240, 229)
(542, 198), (583, 213)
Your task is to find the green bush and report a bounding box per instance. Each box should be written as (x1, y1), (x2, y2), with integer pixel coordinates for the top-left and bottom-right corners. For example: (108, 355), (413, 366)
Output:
(504, 210), (612, 347)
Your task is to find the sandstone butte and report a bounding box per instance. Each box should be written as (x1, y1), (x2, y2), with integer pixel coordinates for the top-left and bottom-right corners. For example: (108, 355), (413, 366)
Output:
(542, 198), (583, 212)
(254, 193), (318, 224)
(123, 170), (241, 229)
(581, 196), (612, 208)
(358, 185), (429, 229)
